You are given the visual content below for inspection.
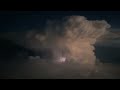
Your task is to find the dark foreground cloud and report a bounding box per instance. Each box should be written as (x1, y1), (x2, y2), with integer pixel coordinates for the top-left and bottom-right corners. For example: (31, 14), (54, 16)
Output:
(0, 59), (120, 79)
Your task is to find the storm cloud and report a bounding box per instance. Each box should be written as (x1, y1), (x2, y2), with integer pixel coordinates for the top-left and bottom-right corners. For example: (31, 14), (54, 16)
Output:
(22, 16), (111, 70)
(1, 15), (118, 79)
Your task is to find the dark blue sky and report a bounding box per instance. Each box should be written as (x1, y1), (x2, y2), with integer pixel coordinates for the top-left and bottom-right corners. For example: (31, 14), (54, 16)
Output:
(0, 11), (120, 32)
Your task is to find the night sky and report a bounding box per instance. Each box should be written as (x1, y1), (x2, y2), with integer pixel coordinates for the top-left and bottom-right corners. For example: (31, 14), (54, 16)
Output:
(0, 11), (120, 79)
(0, 11), (120, 32)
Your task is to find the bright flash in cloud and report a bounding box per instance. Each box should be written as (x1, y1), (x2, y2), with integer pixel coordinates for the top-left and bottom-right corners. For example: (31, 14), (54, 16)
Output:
(24, 16), (111, 71)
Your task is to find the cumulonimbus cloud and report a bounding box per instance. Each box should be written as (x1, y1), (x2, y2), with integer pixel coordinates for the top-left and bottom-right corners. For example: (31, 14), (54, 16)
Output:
(0, 15), (114, 78)
(24, 16), (111, 70)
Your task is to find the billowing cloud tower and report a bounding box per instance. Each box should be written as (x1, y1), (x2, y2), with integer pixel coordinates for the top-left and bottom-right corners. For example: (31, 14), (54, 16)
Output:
(25, 16), (111, 71)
